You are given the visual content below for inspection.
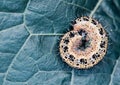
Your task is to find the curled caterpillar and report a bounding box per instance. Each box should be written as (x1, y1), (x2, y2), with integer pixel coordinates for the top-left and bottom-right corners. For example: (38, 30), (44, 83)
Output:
(59, 17), (108, 69)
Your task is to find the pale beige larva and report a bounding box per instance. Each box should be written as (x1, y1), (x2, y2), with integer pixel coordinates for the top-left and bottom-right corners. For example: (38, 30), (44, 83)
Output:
(59, 17), (108, 69)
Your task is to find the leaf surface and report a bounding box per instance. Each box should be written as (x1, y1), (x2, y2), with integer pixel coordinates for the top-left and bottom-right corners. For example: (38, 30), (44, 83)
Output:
(0, 0), (120, 85)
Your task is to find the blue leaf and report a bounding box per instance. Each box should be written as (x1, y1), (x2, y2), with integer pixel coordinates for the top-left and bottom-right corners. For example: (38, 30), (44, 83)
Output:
(0, 0), (120, 85)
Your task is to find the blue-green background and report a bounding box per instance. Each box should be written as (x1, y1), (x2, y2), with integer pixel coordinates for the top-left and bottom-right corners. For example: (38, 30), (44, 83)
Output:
(0, 0), (120, 85)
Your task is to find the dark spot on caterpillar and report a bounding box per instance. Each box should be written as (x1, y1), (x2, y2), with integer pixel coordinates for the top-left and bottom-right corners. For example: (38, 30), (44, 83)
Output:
(80, 58), (87, 64)
(61, 45), (63, 48)
(92, 53), (100, 60)
(71, 20), (76, 25)
(69, 32), (75, 38)
(78, 30), (82, 36)
(92, 62), (95, 64)
(96, 53), (100, 57)
(103, 50), (105, 52)
(100, 41), (105, 48)
(80, 58), (84, 62)
(69, 25), (73, 30)
(83, 17), (89, 21)
(68, 55), (75, 61)
(92, 54), (97, 60)
(65, 56), (67, 59)
(84, 59), (87, 64)
(98, 54), (100, 57)
(91, 19), (97, 25)
(99, 28), (104, 35)
(78, 29), (86, 36)
(76, 64), (79, 66)
(63, 46), (68, 52)
(77, 30), (89, 51)
(99, 49), (102, 51)
(63, 39), (69, 44)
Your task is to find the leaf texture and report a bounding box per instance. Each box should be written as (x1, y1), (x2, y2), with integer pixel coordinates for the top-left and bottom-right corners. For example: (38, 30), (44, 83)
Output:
(0, 0), (120, 85)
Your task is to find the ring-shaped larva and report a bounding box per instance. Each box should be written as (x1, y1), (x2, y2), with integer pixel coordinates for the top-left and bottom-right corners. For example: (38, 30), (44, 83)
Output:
(59, 16), (108, 69)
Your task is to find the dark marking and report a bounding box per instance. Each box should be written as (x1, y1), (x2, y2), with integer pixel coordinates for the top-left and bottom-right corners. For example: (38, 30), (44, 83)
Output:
(69, 55), (75, 61)
(103, 50), (105, 52)
(98, 54), (100, 57)
(92, 53), (100, 60)
(80, 58), (84, 62)
(71, 20), (76, 25)
(69, 25), (73, 30)
(99, 28), (104, 35)
(69, 32), (75, 38)
(80, 58), (87, 64)
(99, 49), (102, 51)
(63, 46), (68, 52)
(84, 59), (87, 64)
(61, 45), (64, 48)
(63, 39), (69, 44)
(100, 41), (105, 48)
(80, 39), (87, 50)
(92, 54), (96, 59)
(83, 17), (89, 21)
(92, 19), (97, 25)
(77, 30), (89, 50)
(78, 29), (86, 36)
(65, 56), (67, 59)
(92, 62), (95, 64)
